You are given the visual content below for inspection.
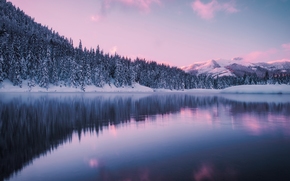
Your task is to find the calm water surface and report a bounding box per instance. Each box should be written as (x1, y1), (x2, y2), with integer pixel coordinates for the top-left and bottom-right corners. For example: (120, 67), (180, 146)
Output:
(1, 93), (290, 181)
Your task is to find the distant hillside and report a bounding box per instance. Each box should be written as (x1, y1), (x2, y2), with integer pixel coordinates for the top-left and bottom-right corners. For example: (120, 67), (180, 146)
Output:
(182, 59), (290, 78)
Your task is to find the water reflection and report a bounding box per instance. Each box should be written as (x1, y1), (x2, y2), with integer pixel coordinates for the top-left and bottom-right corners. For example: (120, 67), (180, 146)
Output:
(193, 163), (237, 181)
(0, 93), (290, 181)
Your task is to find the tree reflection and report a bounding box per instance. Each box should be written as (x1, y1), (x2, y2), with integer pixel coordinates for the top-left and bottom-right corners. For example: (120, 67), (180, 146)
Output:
(0, 93), (290, 180)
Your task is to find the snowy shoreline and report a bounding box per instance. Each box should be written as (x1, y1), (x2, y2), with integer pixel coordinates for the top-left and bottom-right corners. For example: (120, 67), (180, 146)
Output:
(1, 79), (290, 94)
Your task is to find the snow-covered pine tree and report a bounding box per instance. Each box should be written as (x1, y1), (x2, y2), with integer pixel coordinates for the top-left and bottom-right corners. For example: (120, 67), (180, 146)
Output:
(94, 64), (106, 87)
(76, 41), (85, 90)
(114, 56), (126, 87)
(83, 48), (92, 85)
(38, 42), (53, 89)
(12, 36), (22, 87)
(129, 63), (137, 87)
(20, 57), (28, 80)
(50, 42), (59, 85)
(26, 34), (37, 83)
(264, 71), (269, 85)
(0, 55), (4, 83)
(69, 57), (79, 88)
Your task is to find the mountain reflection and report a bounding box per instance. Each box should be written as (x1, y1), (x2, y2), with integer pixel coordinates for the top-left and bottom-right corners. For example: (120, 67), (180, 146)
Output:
(0, 93), (290, 180)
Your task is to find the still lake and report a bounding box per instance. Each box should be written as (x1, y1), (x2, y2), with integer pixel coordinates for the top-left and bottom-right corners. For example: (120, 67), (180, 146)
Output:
(1, 93), (290, 181)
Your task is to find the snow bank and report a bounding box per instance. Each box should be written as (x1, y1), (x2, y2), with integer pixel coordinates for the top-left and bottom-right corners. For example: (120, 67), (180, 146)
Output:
(184, 89), (219, 94)
(220, 84), (290, 94)
(220, 94), (290, 103)
(0, 79), (154, 93)
(1, 79), (290, 94)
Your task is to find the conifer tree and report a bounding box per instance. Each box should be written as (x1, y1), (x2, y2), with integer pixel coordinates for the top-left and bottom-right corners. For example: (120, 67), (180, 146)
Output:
(0, 55), (4, 83)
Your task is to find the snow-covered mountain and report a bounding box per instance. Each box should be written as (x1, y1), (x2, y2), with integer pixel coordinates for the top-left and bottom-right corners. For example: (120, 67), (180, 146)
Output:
(181, 60), (234, 77)
(181, 59), (290, 78)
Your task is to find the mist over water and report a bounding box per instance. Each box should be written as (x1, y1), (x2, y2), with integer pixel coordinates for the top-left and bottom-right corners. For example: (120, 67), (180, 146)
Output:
(1, 93), (290, 181)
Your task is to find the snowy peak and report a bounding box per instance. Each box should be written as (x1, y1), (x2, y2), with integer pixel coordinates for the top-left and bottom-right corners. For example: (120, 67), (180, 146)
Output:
(253, 60), (290, 71)
(182, 59), (234, 77)
(204, 59), (221, 69)
(182, 59), (290, 78)
(182, 60), (219, 73)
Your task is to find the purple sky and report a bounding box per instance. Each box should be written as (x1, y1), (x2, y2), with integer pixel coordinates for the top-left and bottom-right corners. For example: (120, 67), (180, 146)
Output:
(8, 0), (290, 67)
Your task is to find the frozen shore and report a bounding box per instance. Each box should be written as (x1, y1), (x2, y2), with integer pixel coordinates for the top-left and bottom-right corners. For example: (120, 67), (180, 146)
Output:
(1, 79), (290, 94)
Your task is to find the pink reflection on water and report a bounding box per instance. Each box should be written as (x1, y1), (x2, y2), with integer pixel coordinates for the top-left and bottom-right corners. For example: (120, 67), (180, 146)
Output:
(230, 112), (290, 136)
(84, 157), (101, 169)
(184, 107), (221, 127)
(88, 158), (99, 168)
(139, 168), (150, 181)
(243, 115), (263, 136)
(193, 163), (214, 181)
(268, 114), (290, 135)
(193, 163), (238, 181)
(109, 124), (118, 138)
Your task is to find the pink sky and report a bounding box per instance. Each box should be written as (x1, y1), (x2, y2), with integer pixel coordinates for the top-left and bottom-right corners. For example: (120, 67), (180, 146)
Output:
(8, 0), (290, 67)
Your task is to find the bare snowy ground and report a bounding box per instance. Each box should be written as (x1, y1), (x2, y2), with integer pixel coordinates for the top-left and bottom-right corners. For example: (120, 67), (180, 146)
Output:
(0, 80), (153, 93)
(1, 79), (290, 94)
(220, 94), (290, 103)
(220, 84), (290, 94)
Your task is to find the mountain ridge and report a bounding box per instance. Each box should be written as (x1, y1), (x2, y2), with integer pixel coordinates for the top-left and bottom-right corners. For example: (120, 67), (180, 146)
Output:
(182, 59), (290, 78)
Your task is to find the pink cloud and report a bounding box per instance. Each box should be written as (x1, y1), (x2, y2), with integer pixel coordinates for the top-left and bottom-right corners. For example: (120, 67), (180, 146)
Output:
(243, 48), (278, 63)
(191, 0), (238, 19)
(90, 15), (103, 22)
(282, 43), (290, 51)
(237, 43), (290, 63)
(101, 0), (161, 13)
(267, 58), (290, 64)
